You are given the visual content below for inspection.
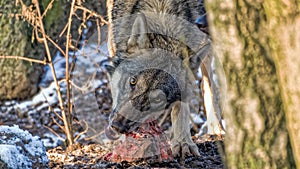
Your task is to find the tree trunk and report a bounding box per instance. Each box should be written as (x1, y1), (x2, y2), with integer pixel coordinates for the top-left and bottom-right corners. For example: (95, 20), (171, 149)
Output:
(0, 0), (43, 100)
(271, 8), (300, 169)
(205, 0), (298, 168)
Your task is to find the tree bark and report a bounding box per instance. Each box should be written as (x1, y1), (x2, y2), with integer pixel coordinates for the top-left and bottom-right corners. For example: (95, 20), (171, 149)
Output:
(0, 0), (43, 100)
(271, 8), (300, 169)
(205, 0), (298, 168)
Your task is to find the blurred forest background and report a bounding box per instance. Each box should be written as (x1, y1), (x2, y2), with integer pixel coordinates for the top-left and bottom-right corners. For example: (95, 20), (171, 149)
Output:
(0, 0), (299, 168)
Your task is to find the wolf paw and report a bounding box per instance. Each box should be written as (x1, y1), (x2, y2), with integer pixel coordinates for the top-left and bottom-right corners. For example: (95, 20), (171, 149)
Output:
(171, 140), (200, 158)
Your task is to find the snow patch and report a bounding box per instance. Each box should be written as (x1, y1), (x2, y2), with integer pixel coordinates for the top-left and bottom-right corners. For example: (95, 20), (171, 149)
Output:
(190, 113), (204, 124)
(0, 125), (49, 168)
(41, 132), (63, 148)
(0, 145), (31, 169)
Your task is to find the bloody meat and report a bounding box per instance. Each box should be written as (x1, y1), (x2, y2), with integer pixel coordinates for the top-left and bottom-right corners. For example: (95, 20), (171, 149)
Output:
(103, 120), (173, 162)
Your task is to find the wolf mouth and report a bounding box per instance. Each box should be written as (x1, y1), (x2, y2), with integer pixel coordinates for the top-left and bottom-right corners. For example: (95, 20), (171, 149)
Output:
(105, 112), (141, 140)
(105, 115), (162, 140)
(105, 106), (165, 140)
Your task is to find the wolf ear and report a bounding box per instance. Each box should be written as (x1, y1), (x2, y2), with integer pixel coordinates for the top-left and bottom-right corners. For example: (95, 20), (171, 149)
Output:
(105, 64), (116, 76)
(127, 13), (150, 53)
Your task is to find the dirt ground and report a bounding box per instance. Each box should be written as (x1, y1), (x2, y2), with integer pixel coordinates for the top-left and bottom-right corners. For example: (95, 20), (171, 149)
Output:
(1, 97), (225, 169)
(0, 74), (225, 169)
(47, 135), (225, 169)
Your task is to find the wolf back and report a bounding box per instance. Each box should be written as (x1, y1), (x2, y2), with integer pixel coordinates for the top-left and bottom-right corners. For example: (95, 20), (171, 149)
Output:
(107, 0), (210, 73)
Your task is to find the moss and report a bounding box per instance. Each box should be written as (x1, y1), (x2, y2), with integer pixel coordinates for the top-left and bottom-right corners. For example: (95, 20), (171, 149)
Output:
(41, 0), (64, 31)
(0, 0), (42, 100)
(206, 0), (296, 168)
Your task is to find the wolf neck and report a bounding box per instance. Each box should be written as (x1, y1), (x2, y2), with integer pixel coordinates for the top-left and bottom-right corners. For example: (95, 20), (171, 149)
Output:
(130, 0), (193, 22)
(142, 0), (181, 15)
(108, 0), (209, 72)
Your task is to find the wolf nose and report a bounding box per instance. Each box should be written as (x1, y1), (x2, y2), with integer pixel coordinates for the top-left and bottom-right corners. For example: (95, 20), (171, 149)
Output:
(105, 125), (121, 140)
(111, 121), (128, 134)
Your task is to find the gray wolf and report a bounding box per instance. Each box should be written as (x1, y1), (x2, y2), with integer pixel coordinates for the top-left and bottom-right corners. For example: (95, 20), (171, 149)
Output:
(105, 0), (224, 158)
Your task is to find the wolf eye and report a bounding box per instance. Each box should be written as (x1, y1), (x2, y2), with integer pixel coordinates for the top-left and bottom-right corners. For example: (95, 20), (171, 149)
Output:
(154, 97), (161, 103)
(153, 93), (164, 103)
(129, 76), (137, 86)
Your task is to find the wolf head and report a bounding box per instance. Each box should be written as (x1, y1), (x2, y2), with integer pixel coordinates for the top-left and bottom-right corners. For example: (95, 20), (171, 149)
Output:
(105, 49), (196, 140)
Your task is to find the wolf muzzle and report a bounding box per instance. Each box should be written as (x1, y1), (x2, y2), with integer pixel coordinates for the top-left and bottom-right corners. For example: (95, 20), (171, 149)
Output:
(105, 111), (138, 140)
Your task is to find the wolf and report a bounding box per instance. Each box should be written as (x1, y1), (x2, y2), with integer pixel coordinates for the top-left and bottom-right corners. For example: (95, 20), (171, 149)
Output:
(105, 0), (224, 158)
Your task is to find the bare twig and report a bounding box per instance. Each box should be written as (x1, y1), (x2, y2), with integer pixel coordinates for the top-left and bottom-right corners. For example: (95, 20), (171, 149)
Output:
(41, 93), (64, 121)
(32, 0), (74, 146)
(42, 91), (66, 134)
(59, 22), (69, 38)
(13, 0), (109, 147)
(74, 5), (108, 24)
(69, 80), (92, 92)
(83, 130), (105, 141)
(65, 0), (77, 145)
(67, 68), (97, 92)
(45, 35), (66, 57)
(52, 109), (63, 121)
(74, 120), (89, 142)
(41, 0), (55, 18)
(96, 18), (101, 47)
(43, 125), (65, 141)
(0, 56), (47, 65)
(51, 116), (66, 132)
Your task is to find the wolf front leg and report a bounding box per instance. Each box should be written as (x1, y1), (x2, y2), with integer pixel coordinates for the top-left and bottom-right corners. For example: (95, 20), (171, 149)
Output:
(201, 54), (225, 135)
(170, 101), (200, 158)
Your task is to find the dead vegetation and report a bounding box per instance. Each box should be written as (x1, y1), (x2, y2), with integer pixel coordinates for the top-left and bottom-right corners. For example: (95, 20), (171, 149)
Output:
(0, 0), (108, 148)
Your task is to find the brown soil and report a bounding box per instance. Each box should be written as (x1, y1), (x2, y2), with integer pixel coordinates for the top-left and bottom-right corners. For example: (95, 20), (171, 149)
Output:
(47, 135), (224, 169)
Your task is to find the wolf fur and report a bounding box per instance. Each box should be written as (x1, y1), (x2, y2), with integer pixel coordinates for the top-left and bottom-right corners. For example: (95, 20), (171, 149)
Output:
(105, 0), (224, 158)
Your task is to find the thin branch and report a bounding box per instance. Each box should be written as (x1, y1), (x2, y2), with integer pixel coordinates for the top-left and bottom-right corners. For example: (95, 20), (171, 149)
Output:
(83, 130), (105, 141)
(74, 5), (108, 24)
(51, 116), (66, 132)
(45, 35), (66, 57)
(32, 0), (74, 145)
(96, 18), (101, 47)
(41, 0), (55, 18)
(0, 56), (47, 65)
(59, 22), (69, 38)
(74, 120), (89, 142)
(41, 93), (64, 120)
(65, 0), (77, 145)
(34, 24), (46, 43)
(43, 125), (65, 141)
(51, 108), (63, 121)
(67, 69), (97, 93)
(69, 80), (92, 92)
